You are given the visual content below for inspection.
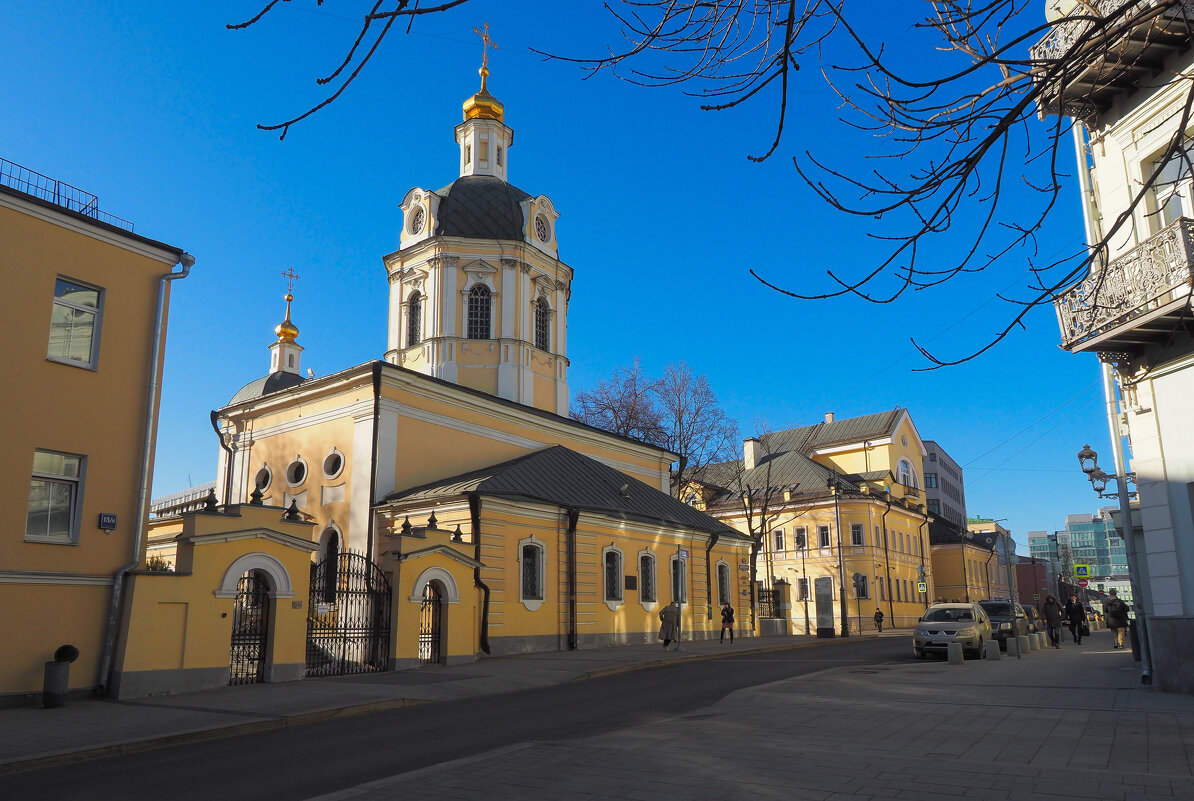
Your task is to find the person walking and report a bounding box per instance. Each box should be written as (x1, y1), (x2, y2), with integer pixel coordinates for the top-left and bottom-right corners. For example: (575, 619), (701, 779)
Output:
(658, 600), (680, 650)
(873, 609), (885, 633)
(1105, 588), (1130, 650)
(1041, 595), (1064, 648)
(1064, 594), (1087, 644)
(719, 602), (735, 643)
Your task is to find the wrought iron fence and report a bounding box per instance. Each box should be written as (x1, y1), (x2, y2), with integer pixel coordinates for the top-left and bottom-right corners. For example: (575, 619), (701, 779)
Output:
(757, 587), (777, 619)
(1, 156), (134, 231)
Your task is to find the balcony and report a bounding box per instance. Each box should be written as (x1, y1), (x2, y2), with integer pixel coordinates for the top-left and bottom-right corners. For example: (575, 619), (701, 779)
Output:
(1054, 216), (1194, 352)
(1031, 0), (1194, 120)
(0, 156), (133, 232)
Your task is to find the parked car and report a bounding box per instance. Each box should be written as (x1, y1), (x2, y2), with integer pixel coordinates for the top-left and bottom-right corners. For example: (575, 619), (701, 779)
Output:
(978, 600), (1031, 650)
(1021, 604), (1042, 633)
(913, 602), (992, 660)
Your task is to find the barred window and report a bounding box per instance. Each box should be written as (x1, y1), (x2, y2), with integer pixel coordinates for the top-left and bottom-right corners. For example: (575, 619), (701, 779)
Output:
(670, 555), (687, 603)
(521, 543), (543, 601)
(639, 553), (656, 603)
(604, 549), (623, 602)
(717, 563), (731, 606)
(534, 298), (550, 351)
(407, 291), (423, 347)
(467, 285), (491, 339)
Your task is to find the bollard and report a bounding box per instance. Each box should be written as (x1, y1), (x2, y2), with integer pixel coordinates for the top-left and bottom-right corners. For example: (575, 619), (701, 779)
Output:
(1006, 636), (1020, 657)
(1018, 634), (1033, 653)
(42, 644), (80, 709)
(947, 642), (964, 664)
(985, 640), (1001, 660)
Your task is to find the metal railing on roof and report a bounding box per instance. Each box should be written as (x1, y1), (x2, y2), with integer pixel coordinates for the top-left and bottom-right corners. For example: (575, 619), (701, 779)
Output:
(1, 156), (134, 232)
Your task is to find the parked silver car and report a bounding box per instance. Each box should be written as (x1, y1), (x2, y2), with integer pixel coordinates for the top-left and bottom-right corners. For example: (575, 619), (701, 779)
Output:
(913, 602), (992, 659)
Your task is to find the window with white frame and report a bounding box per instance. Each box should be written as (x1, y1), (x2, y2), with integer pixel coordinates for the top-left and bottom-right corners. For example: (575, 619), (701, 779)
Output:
(639, 552), (656, 603)
(818, 524), (830, 549)
(898, 459), (917, 488)
(1150, 143), (1194, 231)
(850, 523), (864, 546)
(533, 298), (550, 351)
(467, 284), (491, 339)
(519, 540), (544, 603)
(603, 547), (623, 603)
(796, 577), (809, 601)
(793, 526), (806, 549)
(47, 278), (102, 369)
(670, 554), (687, 602)
(717, 562), (731, 606)
(406, 291), (423, 347)
(925, 473), (938, 488)
(879, 576), (886, 601)
(26, 449), (84, 543)
(773, 528), (785, 553)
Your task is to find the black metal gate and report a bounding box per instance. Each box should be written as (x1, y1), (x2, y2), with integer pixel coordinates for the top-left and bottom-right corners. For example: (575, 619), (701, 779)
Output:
(306, 551), (392, 677)
(418, 582), (442, 664)
(229, 570), (270, 685)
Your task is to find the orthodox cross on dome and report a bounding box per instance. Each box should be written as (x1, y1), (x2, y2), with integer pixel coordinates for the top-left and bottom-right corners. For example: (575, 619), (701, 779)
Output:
(282, 266), (300, 295)
(473, 22), (498, 72)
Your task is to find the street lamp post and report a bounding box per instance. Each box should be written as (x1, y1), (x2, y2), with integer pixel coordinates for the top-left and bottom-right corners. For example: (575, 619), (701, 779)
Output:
(1077, 442), (1152, 684)
(795, 532), (811, 635)
(828, 472), (849, 637)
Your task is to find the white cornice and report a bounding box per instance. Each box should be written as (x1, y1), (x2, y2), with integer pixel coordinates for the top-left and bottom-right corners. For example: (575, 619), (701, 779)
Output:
(0, 191), (180, 264)
(0, 570), (114, 586)
(178, 527), (319, 552)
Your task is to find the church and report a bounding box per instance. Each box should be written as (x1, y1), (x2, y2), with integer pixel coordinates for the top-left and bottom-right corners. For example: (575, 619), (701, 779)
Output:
(114, 58), (750, 697)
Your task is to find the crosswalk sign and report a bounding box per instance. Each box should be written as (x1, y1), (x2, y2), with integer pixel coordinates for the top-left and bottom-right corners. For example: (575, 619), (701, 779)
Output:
(917, 581), (927, 593)
(1074, 564), (1091, 578)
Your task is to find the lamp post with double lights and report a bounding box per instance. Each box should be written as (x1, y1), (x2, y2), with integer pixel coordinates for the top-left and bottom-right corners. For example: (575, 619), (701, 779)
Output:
(827, 471), (849, 637)
(1077, 443), (1151, 684)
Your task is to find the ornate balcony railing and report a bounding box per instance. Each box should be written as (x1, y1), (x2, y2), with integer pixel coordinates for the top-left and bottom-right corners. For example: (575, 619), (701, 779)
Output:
(0, 156), (133, 232)
(1055, 216), (1194, 350)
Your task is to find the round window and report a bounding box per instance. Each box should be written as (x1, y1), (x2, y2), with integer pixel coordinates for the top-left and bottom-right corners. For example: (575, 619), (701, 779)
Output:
(286, 459), (307, 486)
(323, 451), (344, 479)
(409, 207), (425, 235)
(254, 466), (272, 492)
(534, 214), (550, 242)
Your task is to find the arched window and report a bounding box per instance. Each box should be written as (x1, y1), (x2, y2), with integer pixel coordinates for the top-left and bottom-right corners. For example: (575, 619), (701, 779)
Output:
(717, 562), (731, 606)
(639, 553), (656, 604)
(321, 528), (339, 605)
(898, 458), (917, 488)
(467, 285), (491, 339)
(603, 548), (623, 603)
(407, 291), (423, 347)
(519, 539), (544, 604)
(534, 298), (550, 351)
(670, 554), (687, 603)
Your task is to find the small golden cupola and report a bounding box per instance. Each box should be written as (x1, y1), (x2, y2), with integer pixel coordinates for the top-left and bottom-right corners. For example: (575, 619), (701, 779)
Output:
(275, 292), (300, 342)
(269, 269), (304, 376)
(455, 23), (512, 182)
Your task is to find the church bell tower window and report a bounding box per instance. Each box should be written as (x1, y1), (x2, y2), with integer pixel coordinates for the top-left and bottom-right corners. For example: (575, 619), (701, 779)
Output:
(407, 291), (423, 347)
(534, 298), (550, 352)
(467, 285), (491, 339)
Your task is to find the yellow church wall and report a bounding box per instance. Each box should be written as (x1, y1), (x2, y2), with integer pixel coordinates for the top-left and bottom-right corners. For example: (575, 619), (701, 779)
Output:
(111, 506), (317, 699)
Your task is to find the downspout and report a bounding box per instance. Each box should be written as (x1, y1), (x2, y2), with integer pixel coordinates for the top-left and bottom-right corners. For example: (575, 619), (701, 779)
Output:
(209, 411), (234, 505)
(468, 492), (491, 654)
(704, 532), (720, 619)
(880, 495), (894, 623)
(98, 252), (195, 695)
(566, 506), (579, 650)
(367, 362), (381, 556)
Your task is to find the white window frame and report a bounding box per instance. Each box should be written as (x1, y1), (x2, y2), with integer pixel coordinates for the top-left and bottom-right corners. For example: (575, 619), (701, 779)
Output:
(602, 545), (624, 609)
(286, 457), (309, 487)
(47, 277), (103, 370)
(638, 550), (657, 609)
(850, 523), (864, 547)
(670, 554), (687, 603)
(898, 458), (919, 489)
(518, 536), (545, 611)
(716, 560), (732, 606)
(773, 528), (785, 553)
(855, 574), (870, 600)
(793, 526), (807, 549)
(406, 291), (423, 348)
(818, 524), (831, 549)
(466, 284), (492, 340)
(26, 449), (85, 544)
(533, 297), (551, 351)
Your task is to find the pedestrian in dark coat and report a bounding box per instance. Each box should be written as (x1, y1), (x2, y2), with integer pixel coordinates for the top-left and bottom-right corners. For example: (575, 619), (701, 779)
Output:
(720, 602), (735, 643)
(1064, 595), (1087, 644)
(1105, 589), (1130, 649)
(1041, 595), (1064, 648)
(658, 601), (680, 649)
(873, 609), (885, 633)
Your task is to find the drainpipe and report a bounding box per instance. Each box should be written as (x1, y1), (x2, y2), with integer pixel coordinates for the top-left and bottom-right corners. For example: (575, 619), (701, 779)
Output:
(468, 493), (491, 655)
(880, 492), (894, 622)
(704, 532), (720, 619)
(566, 506), (579, 649)
(209, 411), (234, 505)
(98, 252), (195, 695)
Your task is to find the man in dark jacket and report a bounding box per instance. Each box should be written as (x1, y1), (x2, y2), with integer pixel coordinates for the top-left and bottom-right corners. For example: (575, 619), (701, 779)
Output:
(1105, 589), (1130, 649)
(1064, 594), (1087, 644)
(1041, 595), (1064, 648)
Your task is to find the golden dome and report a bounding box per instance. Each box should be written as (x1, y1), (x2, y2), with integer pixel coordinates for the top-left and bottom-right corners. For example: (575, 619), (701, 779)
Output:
(463, 65), (504, 122)
(275, 292), (299, 342)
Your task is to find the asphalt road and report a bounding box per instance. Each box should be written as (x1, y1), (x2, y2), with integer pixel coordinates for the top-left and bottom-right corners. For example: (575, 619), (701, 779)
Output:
(2, 637), (908, 800)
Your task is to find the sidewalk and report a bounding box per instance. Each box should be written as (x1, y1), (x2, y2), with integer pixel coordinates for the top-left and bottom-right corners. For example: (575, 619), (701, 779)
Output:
(0, 631), (823, 775)
(5, 627), (1193, 801)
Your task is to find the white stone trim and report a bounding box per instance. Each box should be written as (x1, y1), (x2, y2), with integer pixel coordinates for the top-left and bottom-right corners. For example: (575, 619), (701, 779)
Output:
(517, 535), (547, 611)
(214, 552), (295, 599)
(602, 544), (625, 611)
(409, 566), (461, 604)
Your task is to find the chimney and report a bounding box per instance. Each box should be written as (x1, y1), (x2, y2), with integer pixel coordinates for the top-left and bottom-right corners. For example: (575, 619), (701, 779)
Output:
(743, 437), (761, 471)
(825, 411), (835, 423)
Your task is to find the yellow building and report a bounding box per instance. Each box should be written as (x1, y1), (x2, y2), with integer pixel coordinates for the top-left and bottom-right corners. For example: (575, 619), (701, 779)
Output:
(691, 410), (935, 634)
(114, 67), (750, 698)
(928, 519), (1004, 604)
(1, 158), (191, 704)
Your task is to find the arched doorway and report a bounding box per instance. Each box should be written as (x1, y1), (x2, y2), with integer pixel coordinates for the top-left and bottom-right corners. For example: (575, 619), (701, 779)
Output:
(229, 569), (271, 685)
(418, 581), (443, 665)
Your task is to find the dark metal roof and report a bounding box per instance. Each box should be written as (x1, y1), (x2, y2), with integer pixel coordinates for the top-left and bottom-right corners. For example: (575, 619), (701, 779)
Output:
(385, 445), (744, 539)
(228, 370), (306, 405)
(434, 175), (531, 240)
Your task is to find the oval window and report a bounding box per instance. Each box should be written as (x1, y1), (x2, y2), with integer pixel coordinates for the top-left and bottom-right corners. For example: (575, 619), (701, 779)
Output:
(286, 459), (307, 486)
(323, 451), (344, 479)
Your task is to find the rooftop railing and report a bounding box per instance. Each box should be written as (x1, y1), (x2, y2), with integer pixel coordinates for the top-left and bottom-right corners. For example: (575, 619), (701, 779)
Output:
(1, 156), (133, 232)
(1054, 216), (1194, 350)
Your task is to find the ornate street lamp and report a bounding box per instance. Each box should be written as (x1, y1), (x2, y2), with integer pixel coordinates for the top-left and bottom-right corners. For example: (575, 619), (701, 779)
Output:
(1077, 443), (1098, 474)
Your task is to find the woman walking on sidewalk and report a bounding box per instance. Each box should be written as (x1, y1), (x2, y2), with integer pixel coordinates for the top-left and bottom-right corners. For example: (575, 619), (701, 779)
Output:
(1041, 595), (1064, 648)
(720, 602), (735, 643)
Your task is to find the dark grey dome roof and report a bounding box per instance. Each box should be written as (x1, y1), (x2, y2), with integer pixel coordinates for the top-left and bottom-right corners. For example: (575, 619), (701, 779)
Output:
(228, 371), (306, 405)
(435, 175), (531, 240)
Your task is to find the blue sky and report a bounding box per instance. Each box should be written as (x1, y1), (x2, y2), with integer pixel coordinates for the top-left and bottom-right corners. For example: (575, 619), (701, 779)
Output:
(3, 2), (1111, 550)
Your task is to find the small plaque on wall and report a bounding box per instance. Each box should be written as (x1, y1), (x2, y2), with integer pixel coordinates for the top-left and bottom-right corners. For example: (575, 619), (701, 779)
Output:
(624, 575), (637, 591)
